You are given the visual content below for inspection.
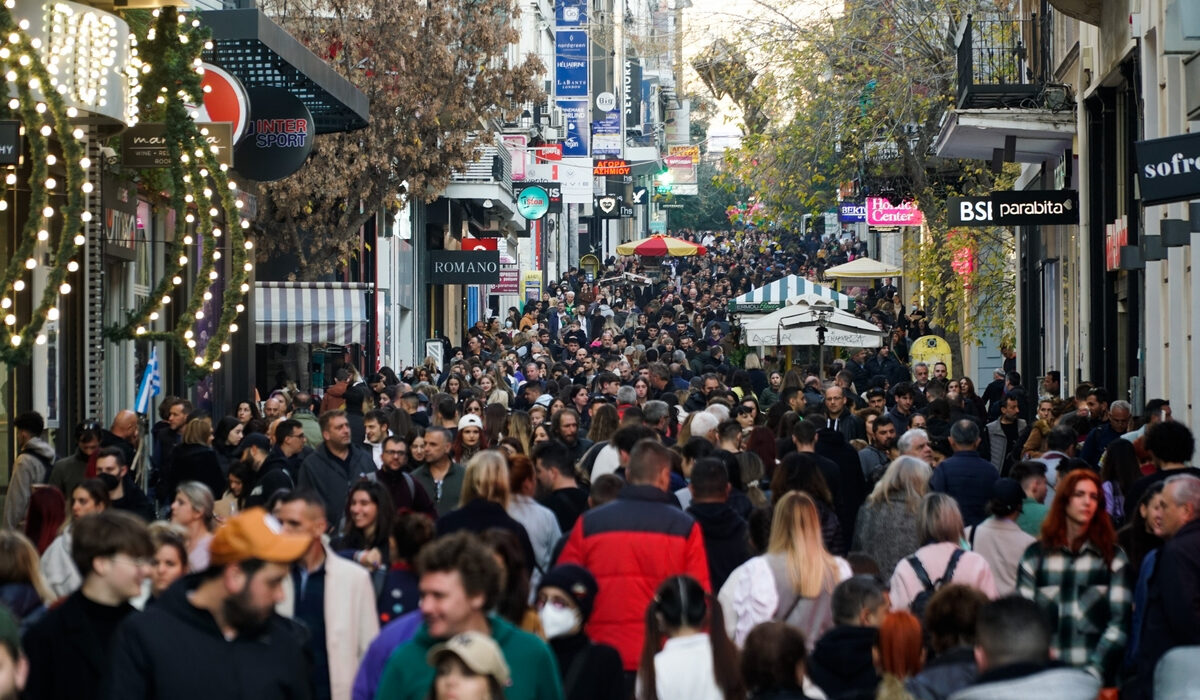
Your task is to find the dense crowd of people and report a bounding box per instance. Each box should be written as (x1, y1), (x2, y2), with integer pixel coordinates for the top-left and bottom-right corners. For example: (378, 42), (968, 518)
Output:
(1, 228), (1198, 700)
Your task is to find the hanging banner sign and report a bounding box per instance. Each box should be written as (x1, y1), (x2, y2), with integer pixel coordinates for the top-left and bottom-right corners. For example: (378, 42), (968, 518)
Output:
(556, 0), (586, 26)
(1134, 132), (1200, 205)
(554, 31), (589, 98)
(428, 251), (501, 284)
(839, 201), (866, 223)
(558, 100), (590, 157)
(865, 197), (924, 226)
(0, 120), (20, 165)
(947, 190), (1079, 226)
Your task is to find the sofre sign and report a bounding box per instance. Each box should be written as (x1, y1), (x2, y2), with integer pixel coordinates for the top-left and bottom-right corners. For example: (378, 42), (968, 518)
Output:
(593, 159), (631, 176)
(947, 190), (1079, 227)
(1134, 132), (1200, 205)
(428, 251), (501, 284)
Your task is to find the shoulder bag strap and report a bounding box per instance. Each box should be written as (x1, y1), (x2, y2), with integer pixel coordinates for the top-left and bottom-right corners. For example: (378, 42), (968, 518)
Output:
(908, 554), (934, 592)
(940, 548), (966, 585)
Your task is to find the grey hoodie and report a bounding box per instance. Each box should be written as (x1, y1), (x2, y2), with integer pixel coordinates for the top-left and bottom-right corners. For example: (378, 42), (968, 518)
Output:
(949, 666), (1099, 700)
(3, 437), (56, 529)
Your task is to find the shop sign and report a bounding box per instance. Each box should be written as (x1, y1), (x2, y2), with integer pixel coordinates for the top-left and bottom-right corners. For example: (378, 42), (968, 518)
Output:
(516, 184), (551, 220)
(593, 159), (631, 176)
(428, 251), (501, 284)
(463, 238), (498, 251)
(189, 64), (250, 142)
(522, 271), (542, 302)
(492, 268), (519, 294)
(1105, 216), (1128, 272)
(0, 120), (20, 165)
(558, 100), (590, 157)
(555, 31), (589, 98)
(595, 194), (633, 219)
(839, 201), (866, 223)
(668, 144), (700, 163)
(232, 87), (315, 182)
(865, 197), (924, 226)
(533, 145), (562, 162)
(122, 122), (233, 169)
(624, 60), (643, 131)
(556, 0), (586, 26)
(1135, 132), (1200, 205)
(947, 190), (1079, 227)
(522, 181), (562, 214)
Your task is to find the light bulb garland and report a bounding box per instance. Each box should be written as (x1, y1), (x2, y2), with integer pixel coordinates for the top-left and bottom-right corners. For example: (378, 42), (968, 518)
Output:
(103, 8), (251, 383)
(0, 6), (87, 365)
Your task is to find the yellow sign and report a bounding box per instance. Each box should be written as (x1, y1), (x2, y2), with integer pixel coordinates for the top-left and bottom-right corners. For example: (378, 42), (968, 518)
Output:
(669, 145), (700, 164)
(910, 335), (953, 377)
(522, 272), (542, 303)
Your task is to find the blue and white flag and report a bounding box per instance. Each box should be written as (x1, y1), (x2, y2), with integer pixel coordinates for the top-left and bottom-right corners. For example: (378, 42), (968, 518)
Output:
(134, 347), (161, 415)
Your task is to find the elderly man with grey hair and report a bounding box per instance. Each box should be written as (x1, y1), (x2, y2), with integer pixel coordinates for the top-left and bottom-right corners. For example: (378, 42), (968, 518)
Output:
(616, 384), (637, 408)
(898, 428), (933, 464)
(929, 419), (999, 526)
(1079, 399), (1133, 468)
(1132, 474), (1200, 700)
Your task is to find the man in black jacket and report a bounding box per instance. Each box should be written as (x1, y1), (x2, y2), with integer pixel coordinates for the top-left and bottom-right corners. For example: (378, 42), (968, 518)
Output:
(242, 430), (296, 509)
(104, 508), (313, 700)
(1132, 474), (1200, 699)
(95, 448), (155, 522)
(24, 511), (153, 700)
(296, 411), (375, 530)
(686, 457), (751, 591)
(807, 576), (890, 700)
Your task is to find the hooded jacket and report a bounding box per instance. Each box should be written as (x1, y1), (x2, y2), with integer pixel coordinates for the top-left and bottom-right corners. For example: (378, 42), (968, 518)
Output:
(244, 448), (297, 509)
(105, 575), (312, 700)
(687, 501), (752, 591)
(2, 436), (55, 529)
(806, 625), (880, 700)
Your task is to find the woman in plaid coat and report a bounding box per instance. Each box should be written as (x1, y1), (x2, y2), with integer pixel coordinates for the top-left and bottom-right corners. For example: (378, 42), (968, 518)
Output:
(1017, 468), (1132, 685)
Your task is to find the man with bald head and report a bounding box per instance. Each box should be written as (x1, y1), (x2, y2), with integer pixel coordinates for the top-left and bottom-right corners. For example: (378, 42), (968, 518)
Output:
(822, 385), (866, 443)
(102, 410), (140, 466)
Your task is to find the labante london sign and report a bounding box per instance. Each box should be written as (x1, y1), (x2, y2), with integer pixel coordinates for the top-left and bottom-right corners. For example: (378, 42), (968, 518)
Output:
(947, 190), (1078, 227)
(428, 251), (501, 284)
(1135, 132), (1200, 205)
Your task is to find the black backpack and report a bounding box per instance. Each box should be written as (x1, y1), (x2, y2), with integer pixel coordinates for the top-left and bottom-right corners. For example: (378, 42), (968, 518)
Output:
(907, 548), (965, 618)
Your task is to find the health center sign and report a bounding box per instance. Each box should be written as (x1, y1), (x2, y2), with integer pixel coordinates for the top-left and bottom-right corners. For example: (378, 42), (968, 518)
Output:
(866, 198), (924, 226)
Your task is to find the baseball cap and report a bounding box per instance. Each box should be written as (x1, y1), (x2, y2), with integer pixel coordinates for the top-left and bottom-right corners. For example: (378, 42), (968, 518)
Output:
(233, 432), (271, 458)
(459, 414), (483, 431)
(426, 632), (511, 686)
(208, 508), (312, 566)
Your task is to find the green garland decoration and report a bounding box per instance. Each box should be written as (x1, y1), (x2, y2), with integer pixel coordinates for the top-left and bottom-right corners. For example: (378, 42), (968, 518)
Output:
(103, 7), (252, 384)
(0, 7), (89, 364)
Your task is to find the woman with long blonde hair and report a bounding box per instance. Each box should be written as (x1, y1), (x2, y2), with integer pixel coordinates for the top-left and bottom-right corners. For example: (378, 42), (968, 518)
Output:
(719, 491), (852, 648)
(437, 450), (538, 574)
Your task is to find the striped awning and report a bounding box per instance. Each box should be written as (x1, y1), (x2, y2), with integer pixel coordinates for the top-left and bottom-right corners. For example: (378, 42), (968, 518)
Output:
(255, 281), (371, 345)
(729, 275), (853, 313)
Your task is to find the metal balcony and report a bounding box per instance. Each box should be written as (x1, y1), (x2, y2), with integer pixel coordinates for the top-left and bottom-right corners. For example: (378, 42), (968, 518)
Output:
(956, 14), (1051, 110)
(449, 143), (513, 194)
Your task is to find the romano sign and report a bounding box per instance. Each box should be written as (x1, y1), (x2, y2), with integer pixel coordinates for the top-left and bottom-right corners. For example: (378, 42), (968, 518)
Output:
(428, 251), (501, 284)
(1134, 132), (1200, 205)
(947, 190), (1079, 227)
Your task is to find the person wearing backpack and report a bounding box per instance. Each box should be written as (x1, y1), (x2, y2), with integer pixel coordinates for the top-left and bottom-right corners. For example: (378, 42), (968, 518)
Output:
(889, 493), (997, 613)
(3, 412), (57, 530)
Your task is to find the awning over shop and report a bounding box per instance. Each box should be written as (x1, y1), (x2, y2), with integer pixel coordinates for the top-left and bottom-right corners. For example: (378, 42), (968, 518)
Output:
(729, 275), (853, 313)
(255, 282), (371, 345)
(741, 296), (884, 348)
(822, 257), (902, 279)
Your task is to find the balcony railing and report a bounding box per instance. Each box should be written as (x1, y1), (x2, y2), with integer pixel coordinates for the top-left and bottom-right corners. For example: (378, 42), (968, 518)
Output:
(956, 14), (1051, 109)
(449, 142), (513, 194)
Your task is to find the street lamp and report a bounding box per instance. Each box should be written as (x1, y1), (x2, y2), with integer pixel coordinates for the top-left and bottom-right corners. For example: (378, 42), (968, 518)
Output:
(811, 301), (834, 376)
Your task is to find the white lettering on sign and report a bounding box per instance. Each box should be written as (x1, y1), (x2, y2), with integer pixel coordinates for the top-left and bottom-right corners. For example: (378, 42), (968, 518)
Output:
(958, 201), (993, 222)
(1142, 152), (1200, 179)
(432, 261), (499, 274)
(0, 145), (14, 154)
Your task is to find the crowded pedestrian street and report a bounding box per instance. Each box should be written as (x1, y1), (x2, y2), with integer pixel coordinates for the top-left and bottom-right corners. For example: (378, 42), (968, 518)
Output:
(2, 0), (1200, 699)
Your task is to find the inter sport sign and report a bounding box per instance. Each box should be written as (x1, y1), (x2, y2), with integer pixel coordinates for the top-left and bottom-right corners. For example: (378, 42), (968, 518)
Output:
(947, 190), (1078, 227)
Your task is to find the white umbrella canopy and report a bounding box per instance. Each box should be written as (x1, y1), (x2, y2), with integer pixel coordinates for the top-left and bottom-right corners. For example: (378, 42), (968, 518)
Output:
(741, 295), (884, 348)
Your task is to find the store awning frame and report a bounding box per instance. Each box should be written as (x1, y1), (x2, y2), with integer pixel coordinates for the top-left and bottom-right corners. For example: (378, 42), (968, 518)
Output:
(201, 9), (370, 134)
(255, 281), (371, 346)
(729, 274), (854, 313)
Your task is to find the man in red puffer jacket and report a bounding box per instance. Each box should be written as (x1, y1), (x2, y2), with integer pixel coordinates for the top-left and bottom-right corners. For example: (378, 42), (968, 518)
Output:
(558, 439), (710, 677)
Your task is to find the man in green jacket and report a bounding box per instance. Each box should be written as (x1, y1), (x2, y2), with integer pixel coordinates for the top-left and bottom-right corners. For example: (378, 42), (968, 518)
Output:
(375, 532), (563, 700)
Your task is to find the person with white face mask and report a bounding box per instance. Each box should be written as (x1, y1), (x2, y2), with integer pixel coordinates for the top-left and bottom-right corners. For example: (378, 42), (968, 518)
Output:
(535, 565), (626, 700)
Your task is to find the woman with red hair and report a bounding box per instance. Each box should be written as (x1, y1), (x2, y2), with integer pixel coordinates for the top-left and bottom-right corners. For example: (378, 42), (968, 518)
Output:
(875, 610), (924, 699)
(1016, 468), (1132, 685)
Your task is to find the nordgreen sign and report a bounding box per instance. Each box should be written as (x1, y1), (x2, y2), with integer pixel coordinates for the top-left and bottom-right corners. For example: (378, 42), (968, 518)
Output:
(516, 185), (550, 220)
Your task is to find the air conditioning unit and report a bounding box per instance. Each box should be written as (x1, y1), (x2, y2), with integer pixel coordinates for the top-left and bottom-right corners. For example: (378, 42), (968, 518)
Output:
(548, 106), (565, 130)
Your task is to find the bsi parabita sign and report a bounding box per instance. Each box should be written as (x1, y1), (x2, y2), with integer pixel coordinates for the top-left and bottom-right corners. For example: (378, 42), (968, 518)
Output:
(428, 251), (501, 284)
